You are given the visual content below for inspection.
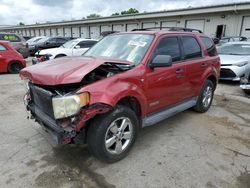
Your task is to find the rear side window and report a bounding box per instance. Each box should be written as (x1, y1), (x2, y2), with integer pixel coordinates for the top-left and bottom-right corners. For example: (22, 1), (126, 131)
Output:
(0, 34), (21, 42)
(182, 36), (202, 59)
(78, 41), (97, 48)
(152, 37), (181, 62)
(200, 37), (217, 57)
(0, 44), (7, 51)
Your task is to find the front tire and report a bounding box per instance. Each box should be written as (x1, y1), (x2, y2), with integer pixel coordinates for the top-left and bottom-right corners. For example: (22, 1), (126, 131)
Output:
(87, 105), (139, 163)
(193, 80), (214, 113)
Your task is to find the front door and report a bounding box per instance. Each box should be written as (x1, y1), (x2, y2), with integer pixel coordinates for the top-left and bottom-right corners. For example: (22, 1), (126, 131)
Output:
(0, 44), (8, 72)
(145, 36), (189, 114)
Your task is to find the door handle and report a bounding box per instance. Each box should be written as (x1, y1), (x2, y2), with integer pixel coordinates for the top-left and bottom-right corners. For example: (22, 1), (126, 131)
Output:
(176, 68), (184, 74)
(200, 63), (208, 68)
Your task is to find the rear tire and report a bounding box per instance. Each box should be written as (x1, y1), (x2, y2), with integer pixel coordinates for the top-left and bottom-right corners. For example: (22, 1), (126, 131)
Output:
(8, 61), (23, 74)
(193, 80), (214, 113)
(87, 105), (139, 163)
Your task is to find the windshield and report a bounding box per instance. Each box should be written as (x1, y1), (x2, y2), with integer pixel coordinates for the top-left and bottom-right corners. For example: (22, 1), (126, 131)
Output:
(84, 34), (154, 65)
(218, 43), (250, 55)
(61, 40), (79, 48)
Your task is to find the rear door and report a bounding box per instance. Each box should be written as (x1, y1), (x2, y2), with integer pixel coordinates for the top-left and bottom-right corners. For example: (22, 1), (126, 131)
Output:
(181, 35), (207, 97)
(145, 36), (190, 114)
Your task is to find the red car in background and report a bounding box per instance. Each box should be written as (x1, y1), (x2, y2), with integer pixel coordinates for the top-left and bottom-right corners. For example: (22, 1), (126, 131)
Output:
(0, 41), (26, 73)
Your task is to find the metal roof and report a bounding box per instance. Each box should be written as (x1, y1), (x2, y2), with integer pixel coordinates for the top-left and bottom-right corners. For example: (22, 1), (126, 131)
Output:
(1, 2), (250, 30)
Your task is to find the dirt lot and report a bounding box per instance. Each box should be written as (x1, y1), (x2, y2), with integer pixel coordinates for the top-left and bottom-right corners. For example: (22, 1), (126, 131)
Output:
(0, 72), (249, 188)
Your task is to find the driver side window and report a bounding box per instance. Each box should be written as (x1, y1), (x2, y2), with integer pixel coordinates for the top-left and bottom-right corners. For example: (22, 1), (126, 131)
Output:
(151, 37), (181, 63)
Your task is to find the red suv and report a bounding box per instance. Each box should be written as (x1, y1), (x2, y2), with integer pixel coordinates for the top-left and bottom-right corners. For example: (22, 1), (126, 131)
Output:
(0, 41), (26, 73)
(20, 28), (220, 163)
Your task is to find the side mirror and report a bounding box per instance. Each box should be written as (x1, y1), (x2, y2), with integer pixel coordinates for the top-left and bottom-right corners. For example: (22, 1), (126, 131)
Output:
(149, 55), (173, 69)
(74, 45), (80, 49)
(45, 41), (50, 45)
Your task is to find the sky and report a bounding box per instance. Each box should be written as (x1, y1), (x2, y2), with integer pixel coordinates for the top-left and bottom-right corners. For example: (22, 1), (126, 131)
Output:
(0, 0), (249, 25)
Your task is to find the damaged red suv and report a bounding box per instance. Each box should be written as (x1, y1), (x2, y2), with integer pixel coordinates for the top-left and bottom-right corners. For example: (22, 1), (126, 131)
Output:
(20, 28), (220, 163)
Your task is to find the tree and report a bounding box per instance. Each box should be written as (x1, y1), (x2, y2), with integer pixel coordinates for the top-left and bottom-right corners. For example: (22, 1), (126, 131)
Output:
(19, 22), (25, 25)
(121, 8), (139, 15)
(86, 13), (101, 19)
(111, 12), (120, 16)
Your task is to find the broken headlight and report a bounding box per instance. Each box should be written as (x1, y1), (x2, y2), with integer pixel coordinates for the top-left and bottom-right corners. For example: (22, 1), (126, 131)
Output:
(52, 92), (90, 119)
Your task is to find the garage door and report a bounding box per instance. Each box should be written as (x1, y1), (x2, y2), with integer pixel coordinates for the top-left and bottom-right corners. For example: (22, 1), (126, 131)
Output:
(35, 29), (40, 36)
(112, 24), (125, 32)
(45, 29), (50, 36)
(161, 21), (177, 28)
(90, 26), (100, 39)
(186, 20), (205, 32)
(40, 29), (45, 36)
(72, 27), (80, 38)
(142, 22), (157, 29)
(241, 16), (250, 37)
(101, 25), (111, 33)
(80, 26), (89, 38)
(51, 28), (57, 36)
(57, 28), (63, 36)
(126, 23), (139, 31)
(64, 27), (71, 37)
(30, 29), (35, 37)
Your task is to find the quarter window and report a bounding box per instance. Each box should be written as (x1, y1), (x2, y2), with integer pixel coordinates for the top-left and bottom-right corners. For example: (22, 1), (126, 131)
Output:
(0, 44), (6, 51)
(182, 36), (202, 59)
(201, 37), (217, 57)
(152, 37), (181, 62)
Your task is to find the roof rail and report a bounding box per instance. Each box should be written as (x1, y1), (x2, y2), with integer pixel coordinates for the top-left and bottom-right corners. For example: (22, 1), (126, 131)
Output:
(131, 27), (203, 33)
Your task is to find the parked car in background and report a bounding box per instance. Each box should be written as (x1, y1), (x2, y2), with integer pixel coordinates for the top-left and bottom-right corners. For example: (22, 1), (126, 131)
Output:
(26, 36), (46, 45)
(29, 37), (70, 55)
(217, 42), (250, 81)
(218, 36), (247, 46)
(0, 41), (26, 73)
(32, 38), (98, 64)
(0, 33), (29, 58)
(240, 74), (250, 95)
(23, 36), (32, 41)
(20, 28), (220, 163)
(27, 36), (46, 55)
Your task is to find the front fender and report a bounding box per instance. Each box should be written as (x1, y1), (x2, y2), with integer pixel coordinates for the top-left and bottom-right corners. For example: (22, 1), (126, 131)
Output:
(78, 79), (147, 117)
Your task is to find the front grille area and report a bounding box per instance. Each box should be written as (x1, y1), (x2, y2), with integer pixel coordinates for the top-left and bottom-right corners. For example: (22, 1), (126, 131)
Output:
(220, 68), (236, 78)
(29, 83), (55, 119)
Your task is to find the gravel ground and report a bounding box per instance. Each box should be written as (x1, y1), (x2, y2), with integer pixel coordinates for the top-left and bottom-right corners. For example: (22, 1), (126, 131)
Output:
(0, 71), (249, 188)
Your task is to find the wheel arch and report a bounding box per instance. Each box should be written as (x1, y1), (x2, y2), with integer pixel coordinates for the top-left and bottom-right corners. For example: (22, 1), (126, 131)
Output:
(55, 54), (67, 58)
(206, 74), (217, 90)
(8, 60), (24, 72)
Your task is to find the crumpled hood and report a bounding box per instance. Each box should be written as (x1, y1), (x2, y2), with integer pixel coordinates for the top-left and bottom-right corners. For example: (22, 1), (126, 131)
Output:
(20, 56), (131, 85)
(219, 54), (250, 65)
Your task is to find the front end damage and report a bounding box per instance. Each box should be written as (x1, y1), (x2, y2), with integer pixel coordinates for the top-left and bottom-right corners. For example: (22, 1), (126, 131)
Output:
(24, 82), (112, 146)
(20, 57), (133, 146)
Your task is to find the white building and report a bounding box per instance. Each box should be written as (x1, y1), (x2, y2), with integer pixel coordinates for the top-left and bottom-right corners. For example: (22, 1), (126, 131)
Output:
(1, 2), (250, 39)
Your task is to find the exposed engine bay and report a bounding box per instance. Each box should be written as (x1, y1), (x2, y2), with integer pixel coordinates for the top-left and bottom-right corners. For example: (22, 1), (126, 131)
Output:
(34, 63), (133, 95)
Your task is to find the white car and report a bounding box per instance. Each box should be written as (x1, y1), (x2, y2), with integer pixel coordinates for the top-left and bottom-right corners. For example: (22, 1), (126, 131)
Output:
(33, 38), (98, 63)
(217, 42), (250, 81)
